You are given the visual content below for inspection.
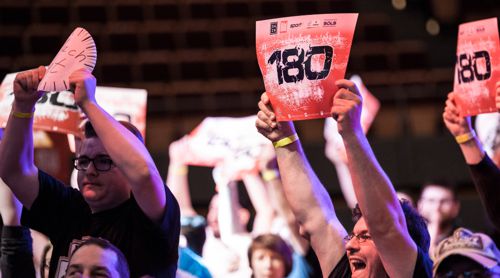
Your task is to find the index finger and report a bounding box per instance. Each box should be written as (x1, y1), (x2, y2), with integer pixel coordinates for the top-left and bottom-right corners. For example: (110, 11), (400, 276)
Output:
(258, 92), (275, 119)
(335, 79), (360, 97)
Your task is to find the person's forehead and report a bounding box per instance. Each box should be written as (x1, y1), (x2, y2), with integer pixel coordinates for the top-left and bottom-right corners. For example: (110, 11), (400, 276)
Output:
(71, 245), (117, 267)
(353, 217), (368, 233)
(422, 186), (453, 198)
(253, 248), (282, 257)
(79, 138), (107, 156)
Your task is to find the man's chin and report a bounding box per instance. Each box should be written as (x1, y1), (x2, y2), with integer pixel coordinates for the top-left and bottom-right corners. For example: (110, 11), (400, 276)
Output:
(82, 188), (100, 201)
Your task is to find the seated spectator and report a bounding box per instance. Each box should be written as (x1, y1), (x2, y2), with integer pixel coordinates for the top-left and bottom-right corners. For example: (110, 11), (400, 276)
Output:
(248, 234), (293, 278)
(65, 237), (129, 278)
(433, 228), (500, 277)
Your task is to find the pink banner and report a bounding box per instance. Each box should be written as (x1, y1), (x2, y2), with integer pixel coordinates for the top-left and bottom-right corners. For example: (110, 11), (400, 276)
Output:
(256, 14), (358, 121)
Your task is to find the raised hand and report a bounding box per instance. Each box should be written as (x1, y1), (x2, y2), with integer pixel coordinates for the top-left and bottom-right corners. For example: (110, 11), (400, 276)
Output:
(255, 92), (295, 142)
(168, 136), (192, 165)
(443, 92), (472, 137)
(69, 69), (97, 109)
(331, 79), (363, 135)
(12, 66), (46, 113)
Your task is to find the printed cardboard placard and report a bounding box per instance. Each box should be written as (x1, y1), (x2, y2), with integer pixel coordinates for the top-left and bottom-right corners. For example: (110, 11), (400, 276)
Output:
(96, 87), (148, 139)
(324, 75), (380, 155)
(0, 72), (81, 135)
(256, 13), (358, 121)
(185, 116), (271, 178)
(38, 27), (97, 92)
(0, 73), (148, 137)
(454, 17), (499, 116)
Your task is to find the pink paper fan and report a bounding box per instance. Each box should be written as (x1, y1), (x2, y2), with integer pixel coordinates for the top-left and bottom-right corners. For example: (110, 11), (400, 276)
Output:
(38, 27), (97, 92)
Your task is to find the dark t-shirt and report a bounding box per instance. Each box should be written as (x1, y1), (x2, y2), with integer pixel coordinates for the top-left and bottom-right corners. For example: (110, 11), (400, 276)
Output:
(21, 170), (180, 278)
(328, 246), (432, 278)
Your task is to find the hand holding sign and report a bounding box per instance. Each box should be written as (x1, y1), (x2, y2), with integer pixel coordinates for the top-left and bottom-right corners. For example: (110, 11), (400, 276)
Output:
(38, 27), (97, 92)
(324, 75), (380, 163)
(256, 92), (296, 142)
(331, 79), (362, 135)
(69, 69), (97, 109)
(12, 66), (46, 113)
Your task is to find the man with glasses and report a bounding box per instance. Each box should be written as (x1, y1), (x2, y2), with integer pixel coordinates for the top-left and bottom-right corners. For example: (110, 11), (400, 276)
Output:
(256, 79), (432, 277)
(433, 228), (500, 278)
(0, 67), (180, 277)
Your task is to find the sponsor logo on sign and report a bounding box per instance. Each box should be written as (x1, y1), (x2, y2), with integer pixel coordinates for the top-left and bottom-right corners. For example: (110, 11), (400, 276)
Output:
(323, 19), (337, 27)
(280, 21), (288, 33)
(290, 23), (302, 28)
(270, 22), (278, 35)
(307, 20), (320, 28)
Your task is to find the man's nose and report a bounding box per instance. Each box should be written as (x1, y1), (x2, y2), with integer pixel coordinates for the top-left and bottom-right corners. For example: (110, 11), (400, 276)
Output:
(85, 161), (99, 176)
(345, 236), (360, 252)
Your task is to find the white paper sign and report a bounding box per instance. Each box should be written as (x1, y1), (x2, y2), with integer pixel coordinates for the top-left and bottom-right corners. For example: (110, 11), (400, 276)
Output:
(38, 27), (97, 92)
(186, 116), (272, 178)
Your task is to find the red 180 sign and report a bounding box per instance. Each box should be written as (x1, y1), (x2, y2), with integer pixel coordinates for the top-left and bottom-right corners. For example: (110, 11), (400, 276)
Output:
(268, 45), (333, 84)
(456, 50), (491, 84)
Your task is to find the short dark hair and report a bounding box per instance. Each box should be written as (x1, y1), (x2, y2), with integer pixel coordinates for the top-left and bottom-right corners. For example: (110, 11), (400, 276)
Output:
(420, 180), (458, 201)
(352, 200), (431, 252)
(68, 237), (130, 278)
(84, 120), (144, 144)
(248, 234), (293, 276)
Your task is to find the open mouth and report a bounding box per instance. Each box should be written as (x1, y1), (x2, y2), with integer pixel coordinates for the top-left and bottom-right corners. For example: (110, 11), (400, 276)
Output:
(350, 258), (366, 271)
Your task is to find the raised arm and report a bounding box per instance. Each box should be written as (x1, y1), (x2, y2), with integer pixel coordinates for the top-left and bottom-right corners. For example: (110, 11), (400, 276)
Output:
(256, 93), (347, 277)
(260, 155), (309, 254)
(333, 79), (417, 277)
(70, 69), (166, 222)
(241, 172), (274, 235)
(166, 137), (197, 217)
(443, 91), (500, 229)
(0, 66), (47, 208)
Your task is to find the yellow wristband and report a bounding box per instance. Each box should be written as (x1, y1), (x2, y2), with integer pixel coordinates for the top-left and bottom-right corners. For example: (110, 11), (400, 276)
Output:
(262, 169), (280, 182)
(455, 131), (476, 144)
(12, 111), (34, 119)
(170, 165), (188, 175)
(273, 134), (299, 148)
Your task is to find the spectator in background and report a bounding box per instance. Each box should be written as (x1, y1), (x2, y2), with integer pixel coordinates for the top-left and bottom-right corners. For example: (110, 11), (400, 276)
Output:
(65, 237), (129, 278)
(418, 182), (461, 256)
(248, 234), (293, 278)
(0, 179), (35, 278)
(433, 228), (500, 277)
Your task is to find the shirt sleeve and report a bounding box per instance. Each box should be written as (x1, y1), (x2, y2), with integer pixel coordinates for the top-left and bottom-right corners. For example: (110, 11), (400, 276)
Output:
(468, 154), (500, 230)
(21, 170), (88, 239)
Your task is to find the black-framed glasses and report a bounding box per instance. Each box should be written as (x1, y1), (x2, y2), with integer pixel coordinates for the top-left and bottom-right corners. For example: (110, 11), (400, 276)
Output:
(73, 155), (115, 172)
(344, 232), (372, 243)
(436, 269), (500, 278)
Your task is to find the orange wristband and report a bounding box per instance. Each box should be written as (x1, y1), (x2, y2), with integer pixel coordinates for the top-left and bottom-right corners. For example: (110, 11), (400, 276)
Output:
(455, 131), (476, 144)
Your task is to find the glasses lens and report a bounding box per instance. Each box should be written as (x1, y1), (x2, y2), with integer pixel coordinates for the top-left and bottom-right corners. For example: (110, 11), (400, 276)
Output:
(75, 157), (90, 170)
(94, 156), (113, 171)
